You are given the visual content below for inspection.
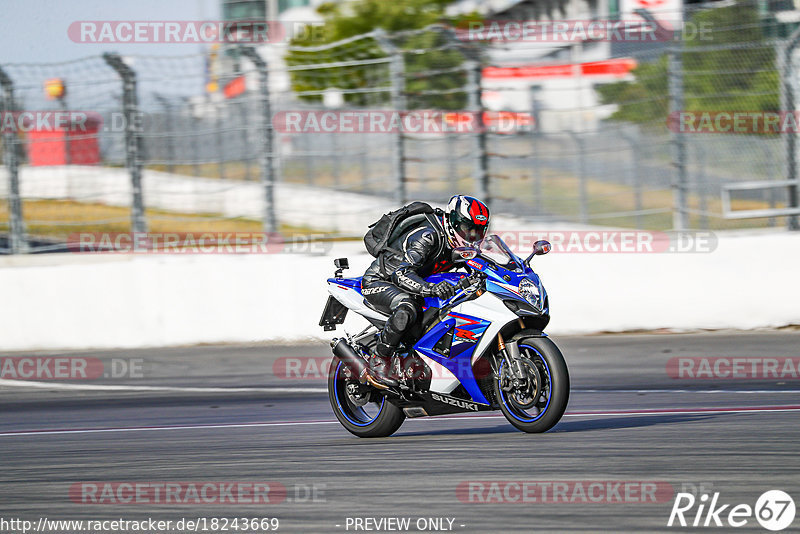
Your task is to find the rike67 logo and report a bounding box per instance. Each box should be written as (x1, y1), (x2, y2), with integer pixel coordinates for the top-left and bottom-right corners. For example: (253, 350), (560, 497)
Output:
(668, 490), (795, 531)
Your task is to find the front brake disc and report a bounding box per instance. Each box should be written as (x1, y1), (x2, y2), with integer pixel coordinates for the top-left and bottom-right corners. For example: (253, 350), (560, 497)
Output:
(510, 358), (542, 410)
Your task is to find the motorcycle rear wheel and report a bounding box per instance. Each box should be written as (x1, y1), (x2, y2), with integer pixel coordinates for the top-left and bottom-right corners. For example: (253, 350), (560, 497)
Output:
(328, 357), (405, 438)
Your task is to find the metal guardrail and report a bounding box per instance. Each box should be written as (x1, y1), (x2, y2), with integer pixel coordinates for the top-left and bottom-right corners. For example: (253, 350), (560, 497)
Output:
(722, 180), (800, 219)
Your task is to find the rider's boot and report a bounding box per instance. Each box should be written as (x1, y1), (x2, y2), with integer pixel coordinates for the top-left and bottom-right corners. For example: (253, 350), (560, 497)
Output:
(364, 341), (399, 389)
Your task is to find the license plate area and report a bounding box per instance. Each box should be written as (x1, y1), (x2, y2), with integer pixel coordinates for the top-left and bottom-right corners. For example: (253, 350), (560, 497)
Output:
(319, 296), (348, 331)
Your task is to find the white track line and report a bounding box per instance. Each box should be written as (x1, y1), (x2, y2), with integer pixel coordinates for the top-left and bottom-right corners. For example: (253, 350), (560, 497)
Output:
(1, 379), (799, 394)
(572, 389), (800, 394)
(0, 405), (799, 438)
(0, 379), (326, 394)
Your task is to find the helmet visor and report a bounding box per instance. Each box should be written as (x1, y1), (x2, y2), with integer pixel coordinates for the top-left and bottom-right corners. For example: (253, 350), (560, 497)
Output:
(449, 211), (488, 245)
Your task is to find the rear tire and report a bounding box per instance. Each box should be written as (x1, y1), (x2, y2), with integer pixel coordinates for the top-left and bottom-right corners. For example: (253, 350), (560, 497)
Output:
(328, 357), (405, 438)
(494, 336), (569, 433)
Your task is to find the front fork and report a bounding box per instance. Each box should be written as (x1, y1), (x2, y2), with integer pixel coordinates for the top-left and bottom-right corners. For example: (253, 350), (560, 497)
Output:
(497, 332), (527, 390)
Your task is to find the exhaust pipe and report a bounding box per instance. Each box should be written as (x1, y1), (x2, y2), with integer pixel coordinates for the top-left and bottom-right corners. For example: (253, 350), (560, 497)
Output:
(330, 338), (388, 390)
(331, 338), (368, 376)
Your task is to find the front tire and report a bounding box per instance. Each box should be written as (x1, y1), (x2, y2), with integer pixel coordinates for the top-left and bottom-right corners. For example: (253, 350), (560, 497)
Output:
(328, 357), (405, 438)
(493, 336), (569, 433)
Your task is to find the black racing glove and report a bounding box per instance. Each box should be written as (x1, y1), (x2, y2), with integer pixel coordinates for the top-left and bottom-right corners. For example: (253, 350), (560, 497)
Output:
(426, 280), (456, 300)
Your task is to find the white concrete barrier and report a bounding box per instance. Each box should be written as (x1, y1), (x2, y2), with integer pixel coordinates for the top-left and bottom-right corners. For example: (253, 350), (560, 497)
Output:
(0, 231), (798, 351)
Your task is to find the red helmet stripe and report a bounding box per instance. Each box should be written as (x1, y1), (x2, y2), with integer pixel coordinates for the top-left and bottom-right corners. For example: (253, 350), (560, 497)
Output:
(469, 200), (488, 225)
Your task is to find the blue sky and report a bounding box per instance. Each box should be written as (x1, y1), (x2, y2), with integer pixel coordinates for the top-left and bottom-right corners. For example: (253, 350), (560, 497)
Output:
(0, 0), (222, 64)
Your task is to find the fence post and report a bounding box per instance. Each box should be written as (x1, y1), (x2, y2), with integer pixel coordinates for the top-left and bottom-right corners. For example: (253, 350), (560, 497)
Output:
(447, 133), (457, 186)
(779, 33), (800, 230)
(375, 30), (407, 204)
(695, 143), (708, 230)
(791, 51), (800, 229)
(760, 142), (777, 228)
(361, 134), (370, 190)
(182, 97), (200, 177)
(103, 53), (147, 235)
(60, 96), (71, 166)
(621, 129), (643, 228)
(417, 138), (426, 187)
(240, 47), (277, 234)
(568, 131), (589, 224)
(530, 131), (542, 217)
(153, 93), (175, 175)
(331, 131), (341, 188)
(466, 61), (490, 207)
(240, 95), (252, 181)
(389, 47), (407, 204)
(304, 133), (313, 186)
(215, 98), (227, 180)
(0, 67), (25, 253)
(668, 44), (688, 231)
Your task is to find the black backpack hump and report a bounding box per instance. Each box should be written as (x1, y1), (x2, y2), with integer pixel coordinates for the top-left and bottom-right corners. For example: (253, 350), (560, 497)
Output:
(363, 201), (434, 258)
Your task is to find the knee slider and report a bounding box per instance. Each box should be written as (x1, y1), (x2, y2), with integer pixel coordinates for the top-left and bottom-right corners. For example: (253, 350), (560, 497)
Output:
(390, 302), (417, 331)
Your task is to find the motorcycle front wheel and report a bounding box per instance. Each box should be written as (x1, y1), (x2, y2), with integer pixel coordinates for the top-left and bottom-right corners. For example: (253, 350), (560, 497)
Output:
(493, 336), (569, 433)
(328, 357), (405, 438)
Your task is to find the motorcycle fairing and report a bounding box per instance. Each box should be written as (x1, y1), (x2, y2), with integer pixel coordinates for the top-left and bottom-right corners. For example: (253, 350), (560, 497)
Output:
(414, 309), (492, 405)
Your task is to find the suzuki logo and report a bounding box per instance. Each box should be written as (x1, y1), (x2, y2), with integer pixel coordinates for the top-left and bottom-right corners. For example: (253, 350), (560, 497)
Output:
(431, 393), (479, 411)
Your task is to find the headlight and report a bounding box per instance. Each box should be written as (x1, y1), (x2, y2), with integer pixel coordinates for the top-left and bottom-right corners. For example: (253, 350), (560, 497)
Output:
(518, 278), (542, 312)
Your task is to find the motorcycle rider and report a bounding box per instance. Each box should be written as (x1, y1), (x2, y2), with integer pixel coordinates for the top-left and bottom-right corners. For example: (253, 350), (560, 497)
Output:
(361, 195), (491, 388)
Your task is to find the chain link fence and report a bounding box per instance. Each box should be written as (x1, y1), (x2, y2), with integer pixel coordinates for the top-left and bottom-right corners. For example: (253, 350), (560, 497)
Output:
(2, 2), (799, 253)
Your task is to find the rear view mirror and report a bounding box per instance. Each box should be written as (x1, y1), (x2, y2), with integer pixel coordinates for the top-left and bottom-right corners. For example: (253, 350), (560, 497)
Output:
(532, 240), (551, 256)
(524, 240), (551, 267)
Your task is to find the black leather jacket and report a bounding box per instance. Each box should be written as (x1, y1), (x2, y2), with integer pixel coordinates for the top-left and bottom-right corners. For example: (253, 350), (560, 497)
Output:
(362, 211), (454, 294)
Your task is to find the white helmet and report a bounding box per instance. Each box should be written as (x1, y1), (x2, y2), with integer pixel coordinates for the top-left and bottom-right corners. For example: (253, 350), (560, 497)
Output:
(443, 195), (490, 248)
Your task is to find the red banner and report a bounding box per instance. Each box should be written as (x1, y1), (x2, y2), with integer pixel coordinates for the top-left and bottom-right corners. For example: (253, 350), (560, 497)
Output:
(483, 58), (637, 79)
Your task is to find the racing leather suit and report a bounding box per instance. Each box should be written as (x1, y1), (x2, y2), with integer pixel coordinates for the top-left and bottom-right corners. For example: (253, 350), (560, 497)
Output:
(361, 211), (454, 358)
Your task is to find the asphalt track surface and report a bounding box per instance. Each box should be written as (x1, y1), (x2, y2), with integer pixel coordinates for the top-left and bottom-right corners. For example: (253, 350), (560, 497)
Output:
(1, 331), (799, 533)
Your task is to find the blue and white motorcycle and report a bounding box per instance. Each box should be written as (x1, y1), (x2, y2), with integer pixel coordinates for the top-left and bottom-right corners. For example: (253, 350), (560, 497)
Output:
(319, 235), (569, 437)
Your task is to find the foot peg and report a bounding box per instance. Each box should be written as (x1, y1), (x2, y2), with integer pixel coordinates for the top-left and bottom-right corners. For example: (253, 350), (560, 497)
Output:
(363, 371), (393, 390)
(364, 354), (399, 389)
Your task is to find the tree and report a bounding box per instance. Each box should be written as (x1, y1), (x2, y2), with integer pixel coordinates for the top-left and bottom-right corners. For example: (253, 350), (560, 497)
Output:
(285, 0), (473, 109)
(596, 2), (778, 125)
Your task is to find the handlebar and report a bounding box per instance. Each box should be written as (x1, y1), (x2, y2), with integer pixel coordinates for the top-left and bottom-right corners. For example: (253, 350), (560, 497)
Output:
(456, 271), (482, 290)
(438, 271), (486, 317)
